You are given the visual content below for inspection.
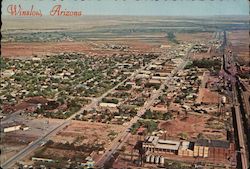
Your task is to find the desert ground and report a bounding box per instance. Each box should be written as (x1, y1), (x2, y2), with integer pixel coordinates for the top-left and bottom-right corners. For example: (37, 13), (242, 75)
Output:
(1, 39), (161, 58)
(228, 30), (249, 65)
(51, 121), (125, 147)
(19, 121), (126, 166)
(175, 32), (214, 42)
(158, 114), (227, 140)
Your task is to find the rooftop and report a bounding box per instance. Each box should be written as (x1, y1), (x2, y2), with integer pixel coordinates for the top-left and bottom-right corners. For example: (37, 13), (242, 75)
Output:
(196, 139), (230, 149)
(179, 141), (195, 150)
(144, 136), (180, 151)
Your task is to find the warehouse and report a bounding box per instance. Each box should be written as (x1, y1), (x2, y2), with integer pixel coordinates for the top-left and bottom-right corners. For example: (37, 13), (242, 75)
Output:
(2, 124), (22, 133)
(194, 139), (234, 160)
(143, 136), (180, 155)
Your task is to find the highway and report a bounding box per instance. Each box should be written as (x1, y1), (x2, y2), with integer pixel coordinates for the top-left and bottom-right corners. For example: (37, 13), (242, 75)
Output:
(1, 55), (163, 169)
(95, 59), (188, 168)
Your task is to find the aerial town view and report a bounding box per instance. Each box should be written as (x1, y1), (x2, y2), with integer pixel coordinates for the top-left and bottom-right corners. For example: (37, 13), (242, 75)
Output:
(0, 1), (249, 169)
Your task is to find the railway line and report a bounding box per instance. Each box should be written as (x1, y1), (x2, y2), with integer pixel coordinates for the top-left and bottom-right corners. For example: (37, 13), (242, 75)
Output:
(222, 31), (249, 169)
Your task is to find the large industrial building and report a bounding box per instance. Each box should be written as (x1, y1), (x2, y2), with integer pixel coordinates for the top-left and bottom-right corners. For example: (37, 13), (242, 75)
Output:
(143, 136), (234, 161)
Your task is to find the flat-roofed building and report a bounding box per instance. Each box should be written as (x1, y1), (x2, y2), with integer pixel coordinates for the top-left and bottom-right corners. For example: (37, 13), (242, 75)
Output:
(152, 76), (168, 80)
(143, 136), (235, 162)
(194, 139), (234, 159)
(160, 44), (171, 48)
(143, 136), (180, 155)
(140, 70), (152, 75)
(148, 79), (161, 85)
(135, 74), (150, 79)
(195, 139), (234, 160)
(2, 124), (22, 133)
(99, 103), (118, 108)
(154, 72), (169, 77)
(149, 64), (162, 69)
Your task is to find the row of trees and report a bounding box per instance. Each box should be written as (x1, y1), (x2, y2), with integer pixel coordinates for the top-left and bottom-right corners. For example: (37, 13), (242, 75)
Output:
(142, 110), (173, 120)
(116, 84), (132, 91)
(102, 98), (119, 104)
(131, 119), (158, 134)
(188, 58), (221, 70)
(167, 32), (179, 44)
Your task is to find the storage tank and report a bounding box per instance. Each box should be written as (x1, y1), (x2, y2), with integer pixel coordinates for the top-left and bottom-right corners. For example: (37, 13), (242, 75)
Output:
(204, 147), (209, 158)
(155, 156), (160, 164)
(146, 155), (151, 163)
(160, 156), (165, 164)
(150, 155), (155, 163)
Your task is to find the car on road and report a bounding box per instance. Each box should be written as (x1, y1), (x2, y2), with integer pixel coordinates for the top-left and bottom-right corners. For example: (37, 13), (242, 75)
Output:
(28, 141), (34, 145)
(40, 141), (47, 147)
(126, 128), (131, 132)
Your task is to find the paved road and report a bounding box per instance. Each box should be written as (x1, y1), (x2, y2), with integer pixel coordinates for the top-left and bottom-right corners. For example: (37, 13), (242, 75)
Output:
(95, 59), (188, 168)
(1, 55), (162, 169)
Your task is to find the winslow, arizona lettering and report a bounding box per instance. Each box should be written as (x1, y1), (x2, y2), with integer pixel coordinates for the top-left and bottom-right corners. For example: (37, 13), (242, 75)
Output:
(7, 4), (83, 17)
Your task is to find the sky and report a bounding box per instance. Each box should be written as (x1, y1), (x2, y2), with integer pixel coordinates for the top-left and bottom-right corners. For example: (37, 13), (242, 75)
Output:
(2, 0), (249, 16)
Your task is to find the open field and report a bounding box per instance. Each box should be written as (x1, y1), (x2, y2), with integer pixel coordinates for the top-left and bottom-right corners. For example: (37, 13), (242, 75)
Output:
(0, 144), (27, 164)
(2, 16), (248, 33)
(2, 16), (249, 58)
(20, 121), (126, 168)
(175, 32), (214, 42)
(2, 42), (92, 58)
(159, 114), (227, 140)
(52, 121), (125, 147)
(228, 30), (249, 65)
(1, 40), (158, 58)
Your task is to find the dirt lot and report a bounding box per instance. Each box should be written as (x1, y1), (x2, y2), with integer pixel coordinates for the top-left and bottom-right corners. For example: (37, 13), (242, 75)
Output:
(159, 114), (226, 140)
(0, 144), (27, 164)
(228, 30), (249, 65)
(52, 120), (125, 147)
(22, 121), (126, 165)
(112, 135), (140, 169)
(196, 88), (220, 104)
(16, 121), (125, 168)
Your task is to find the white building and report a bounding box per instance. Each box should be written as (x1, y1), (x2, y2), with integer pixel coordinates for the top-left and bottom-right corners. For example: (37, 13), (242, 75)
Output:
(3, 125), (21, 133)
(99, 103), (118, 108)
(143, 136), (180, 154)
